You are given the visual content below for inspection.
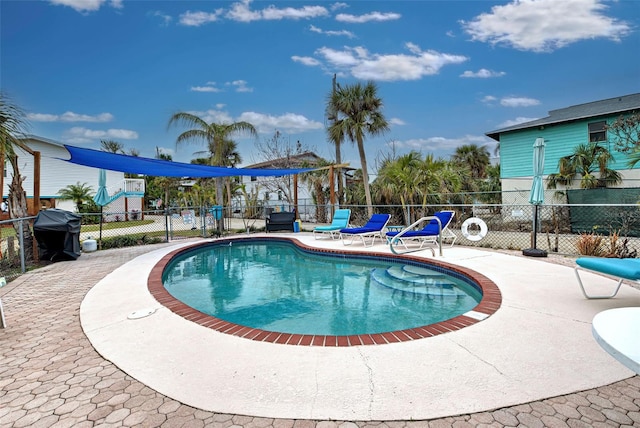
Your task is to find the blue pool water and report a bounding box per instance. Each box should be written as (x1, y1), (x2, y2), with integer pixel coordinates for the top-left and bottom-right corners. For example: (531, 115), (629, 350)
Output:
(162, 240), (482, 336)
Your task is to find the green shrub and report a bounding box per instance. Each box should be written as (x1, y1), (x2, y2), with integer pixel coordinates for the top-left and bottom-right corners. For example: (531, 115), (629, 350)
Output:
(99, 234), (162, 249)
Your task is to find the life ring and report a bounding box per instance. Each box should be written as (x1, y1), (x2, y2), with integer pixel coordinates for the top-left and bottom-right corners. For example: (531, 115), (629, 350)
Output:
(461, 217), (488, 242)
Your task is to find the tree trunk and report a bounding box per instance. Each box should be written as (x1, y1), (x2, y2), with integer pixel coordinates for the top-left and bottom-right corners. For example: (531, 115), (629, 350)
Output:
(7, 156), (34, 263)
(357, 137), (373, 217)
(215, 177), (224, 234)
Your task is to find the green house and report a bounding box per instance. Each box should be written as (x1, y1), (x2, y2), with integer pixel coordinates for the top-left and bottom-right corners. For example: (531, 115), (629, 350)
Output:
(486, 93), (640, 235)
(487, 93), (640, 195)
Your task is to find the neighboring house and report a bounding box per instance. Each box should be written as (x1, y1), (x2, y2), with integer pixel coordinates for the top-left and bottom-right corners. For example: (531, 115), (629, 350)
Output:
(239, 151), (327, 220)
(487, 93), (640, 199)
(2, 135), (144, 219)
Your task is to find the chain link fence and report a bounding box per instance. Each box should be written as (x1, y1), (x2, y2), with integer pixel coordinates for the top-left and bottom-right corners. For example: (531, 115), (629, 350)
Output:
(1, 188), (639, 281)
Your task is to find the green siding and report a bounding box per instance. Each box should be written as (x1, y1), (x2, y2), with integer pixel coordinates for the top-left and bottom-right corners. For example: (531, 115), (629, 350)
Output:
(500, 113), (636, 178)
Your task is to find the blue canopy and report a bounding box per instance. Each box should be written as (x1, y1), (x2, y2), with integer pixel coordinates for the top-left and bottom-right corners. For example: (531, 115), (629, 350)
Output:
(61, 145), (315, 177)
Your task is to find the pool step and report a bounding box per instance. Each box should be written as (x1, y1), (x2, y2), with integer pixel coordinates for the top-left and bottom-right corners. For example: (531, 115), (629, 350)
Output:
(371, 267), (465, 298)
(386, 265), (450, 285)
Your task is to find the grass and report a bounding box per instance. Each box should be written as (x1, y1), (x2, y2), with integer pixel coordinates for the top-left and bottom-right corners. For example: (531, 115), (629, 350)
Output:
(81, 219), (154, 233)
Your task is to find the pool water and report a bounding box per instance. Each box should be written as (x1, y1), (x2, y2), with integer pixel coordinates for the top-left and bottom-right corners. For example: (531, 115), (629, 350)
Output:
(162, 240), (482, 336)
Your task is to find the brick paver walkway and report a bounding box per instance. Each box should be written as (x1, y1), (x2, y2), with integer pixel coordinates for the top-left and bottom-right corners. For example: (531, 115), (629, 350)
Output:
(1, 242), (639, 427)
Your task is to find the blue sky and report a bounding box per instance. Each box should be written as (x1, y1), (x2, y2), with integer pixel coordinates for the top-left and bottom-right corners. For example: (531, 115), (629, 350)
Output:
(2, 0), (638, 174)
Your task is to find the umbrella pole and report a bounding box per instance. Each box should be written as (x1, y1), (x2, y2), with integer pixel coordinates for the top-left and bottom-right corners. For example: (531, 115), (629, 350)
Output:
(532, 204), (538, 249)
(99, 206), (103, 250)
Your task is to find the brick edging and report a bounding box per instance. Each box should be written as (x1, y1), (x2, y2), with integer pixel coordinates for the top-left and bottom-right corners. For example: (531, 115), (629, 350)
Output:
(148, 237), (502, 346)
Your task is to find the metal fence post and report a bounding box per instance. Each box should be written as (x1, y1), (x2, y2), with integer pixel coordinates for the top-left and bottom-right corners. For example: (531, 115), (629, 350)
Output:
(18, 219), (26, 273)
(164, 210), (170, 242)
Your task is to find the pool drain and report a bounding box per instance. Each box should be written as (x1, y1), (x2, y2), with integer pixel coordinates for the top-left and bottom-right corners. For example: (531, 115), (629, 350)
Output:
(128, 308), (158, 320)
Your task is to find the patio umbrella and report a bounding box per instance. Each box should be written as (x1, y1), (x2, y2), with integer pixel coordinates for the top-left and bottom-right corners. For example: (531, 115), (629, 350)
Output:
(92, 169), (110, 249)
(523, 138), (547, 257)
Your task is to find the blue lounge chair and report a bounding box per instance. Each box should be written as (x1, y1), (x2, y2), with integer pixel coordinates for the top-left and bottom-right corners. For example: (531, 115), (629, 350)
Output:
(575, 257), (640, 299)
(386, 210), (456, 249)
(313, 209), (351, 240)
(340, 213), (391, 247)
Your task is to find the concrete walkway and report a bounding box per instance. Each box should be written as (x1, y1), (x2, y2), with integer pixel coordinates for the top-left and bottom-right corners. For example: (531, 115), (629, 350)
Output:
(1, 236), (639, 427)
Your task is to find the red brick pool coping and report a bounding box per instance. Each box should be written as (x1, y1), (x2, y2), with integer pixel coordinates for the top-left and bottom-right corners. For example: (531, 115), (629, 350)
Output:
(148, 237), (502, 346)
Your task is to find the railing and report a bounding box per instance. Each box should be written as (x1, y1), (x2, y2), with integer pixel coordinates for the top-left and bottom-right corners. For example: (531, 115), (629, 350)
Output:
(388, 216), (443, 257)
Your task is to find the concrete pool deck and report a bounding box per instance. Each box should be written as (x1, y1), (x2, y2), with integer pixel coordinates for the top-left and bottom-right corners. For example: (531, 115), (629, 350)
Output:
(73, 234), (640, 423)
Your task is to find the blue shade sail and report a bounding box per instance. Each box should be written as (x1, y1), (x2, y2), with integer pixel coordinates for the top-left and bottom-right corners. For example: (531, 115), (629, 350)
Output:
(61, 145), (315, 178)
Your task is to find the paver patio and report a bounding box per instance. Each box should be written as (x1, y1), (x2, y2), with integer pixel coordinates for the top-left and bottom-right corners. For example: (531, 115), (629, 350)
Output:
(1, 238), (639, 427)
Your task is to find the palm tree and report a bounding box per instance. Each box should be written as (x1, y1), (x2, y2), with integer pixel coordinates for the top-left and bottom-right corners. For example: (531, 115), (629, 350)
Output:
(326, 74), (345, 205)
(57, 182), (95, 211)
(328, 81), (389, 217)
(451, 144), (491, 180)
(547, 142), (622, 189)
(100, 140), (124, 154)
(0, 91), (35, 262)
(168, 112), (256, 233)
(419, 155), (464, 207)
(300, 159), (331, 223)
(193, 138), (243, 211)
(376, 151), (422, 224)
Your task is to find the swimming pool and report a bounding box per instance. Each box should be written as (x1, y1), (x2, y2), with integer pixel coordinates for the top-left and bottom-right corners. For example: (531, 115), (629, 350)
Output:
(149, 237), (499, 345)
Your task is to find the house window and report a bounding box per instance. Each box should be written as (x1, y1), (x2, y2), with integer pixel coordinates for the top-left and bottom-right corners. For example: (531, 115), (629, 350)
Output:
(588, 121), (606, 143)
(250, 176), (257, 182)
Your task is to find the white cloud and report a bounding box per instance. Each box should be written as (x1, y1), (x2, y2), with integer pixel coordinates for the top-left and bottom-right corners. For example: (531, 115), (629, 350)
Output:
(292, 56), (322, 67)
(498, 117), (540, 128)
(27, 111), (114, 123)
(309, 25), (355, 38)
(481, 95), (540, 107)
(178, 108), (322, 135)
(501, 97), (540, 107)
(179, 10), (223, 26)
(310, 43), (467, 81)
(336, 11), (401, 23)
(48, 0), (120, 13)
(227, 80), (253, 93)
(188, 109), (234, 125)
(389, 118), (406, 126)
(149, 10), (172, 26)
(191, 80), (253, 93)
(237, 112), (323, 134)
(226, 0), (328, 22)
(191, 85), (222, 93)
(461, 0), (631, 52)
(394, 135), (493, 153)
(460, 68), (506, 78)
(64, 127), (138, 142)
(331, 2), (349, 12)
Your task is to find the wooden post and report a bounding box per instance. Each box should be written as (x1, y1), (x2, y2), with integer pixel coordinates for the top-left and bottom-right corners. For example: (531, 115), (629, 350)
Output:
(33, 151), (41, 215)
(329, 164), (335, 219)
(0, 152), (4, 202)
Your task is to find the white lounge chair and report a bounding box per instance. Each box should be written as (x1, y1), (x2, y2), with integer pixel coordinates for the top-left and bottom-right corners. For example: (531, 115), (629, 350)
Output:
(574, 257), (640, 299)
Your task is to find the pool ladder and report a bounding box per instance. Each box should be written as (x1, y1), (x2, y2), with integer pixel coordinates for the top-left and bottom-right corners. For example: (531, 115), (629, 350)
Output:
(388, 216), (443, 257)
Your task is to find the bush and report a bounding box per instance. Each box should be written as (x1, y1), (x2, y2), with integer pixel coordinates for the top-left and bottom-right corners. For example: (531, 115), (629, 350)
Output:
(576, 230), (638, 258)
(576, 233), (605, 256)
(99, 234), (162, 249)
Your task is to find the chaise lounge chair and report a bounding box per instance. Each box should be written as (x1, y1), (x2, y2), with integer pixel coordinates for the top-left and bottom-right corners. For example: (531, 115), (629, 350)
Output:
(340, 213), (391, 247)
(574, 257), (640, 299)
(386, 210), (456, 250)
(313, 208), (351, 240)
